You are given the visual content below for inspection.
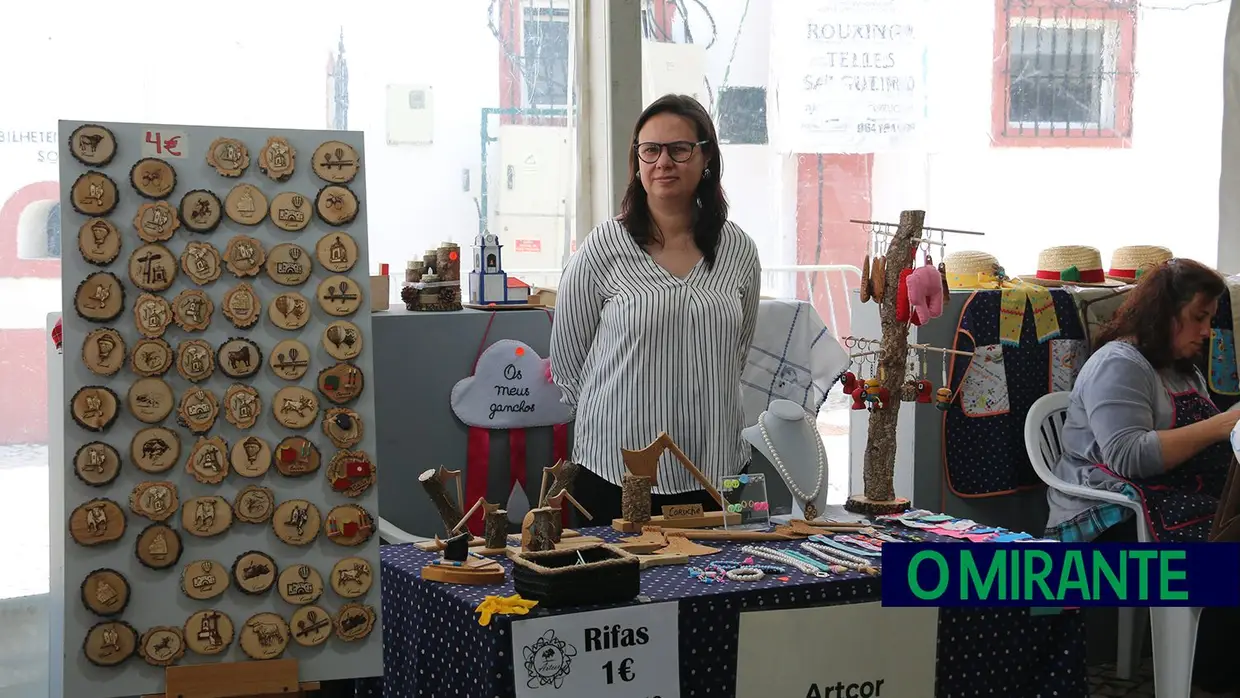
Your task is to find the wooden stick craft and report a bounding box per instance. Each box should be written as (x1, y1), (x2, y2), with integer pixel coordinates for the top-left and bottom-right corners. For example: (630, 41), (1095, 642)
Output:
(543, 460), (580, 504)
(419, 466), (465, 534)
(452, 497), (500, 535)
(621, 432), (724, 508)
(547, 490), (592, 521)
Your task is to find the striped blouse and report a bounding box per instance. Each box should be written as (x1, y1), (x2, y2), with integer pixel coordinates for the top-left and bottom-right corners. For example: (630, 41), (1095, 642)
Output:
(549, 219), (762, 493)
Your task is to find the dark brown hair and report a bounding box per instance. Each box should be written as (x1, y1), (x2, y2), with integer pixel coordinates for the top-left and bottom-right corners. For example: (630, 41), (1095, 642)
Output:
(617, 94), (728, 269)
(1096, 258), (1225, 372)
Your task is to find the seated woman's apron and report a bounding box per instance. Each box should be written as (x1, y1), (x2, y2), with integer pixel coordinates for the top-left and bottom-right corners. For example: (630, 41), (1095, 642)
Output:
(1098, 383), (1232, 542)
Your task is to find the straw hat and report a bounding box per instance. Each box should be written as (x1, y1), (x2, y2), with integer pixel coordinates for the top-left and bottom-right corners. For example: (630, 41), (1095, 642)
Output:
(943, 250), (1010, 290)
(1107, 245), (1173, 282)
(1019, 245), (1122, 287)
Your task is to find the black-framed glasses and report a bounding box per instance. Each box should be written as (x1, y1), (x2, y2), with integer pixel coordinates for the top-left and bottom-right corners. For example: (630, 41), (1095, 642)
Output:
(634, 140), (708, 164)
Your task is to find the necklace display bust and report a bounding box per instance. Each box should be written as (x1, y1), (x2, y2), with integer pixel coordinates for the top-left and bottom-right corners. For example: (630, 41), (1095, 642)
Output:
(741, 399), (828, 520)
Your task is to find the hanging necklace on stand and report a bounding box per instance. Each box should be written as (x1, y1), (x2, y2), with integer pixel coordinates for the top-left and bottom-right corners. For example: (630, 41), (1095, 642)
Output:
(758, 410), (825, 520)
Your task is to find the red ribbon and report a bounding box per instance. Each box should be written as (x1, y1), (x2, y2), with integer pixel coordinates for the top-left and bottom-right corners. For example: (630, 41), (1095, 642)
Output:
(1108, 267), (1139, 280)
(1035, 268), (1106, 283)
(464, 426), (490, 534)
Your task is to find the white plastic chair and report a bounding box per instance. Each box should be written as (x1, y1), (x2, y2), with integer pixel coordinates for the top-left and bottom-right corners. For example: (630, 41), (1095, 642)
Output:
(378, 516), (432, 545)
(1025, 391), (1201, 695)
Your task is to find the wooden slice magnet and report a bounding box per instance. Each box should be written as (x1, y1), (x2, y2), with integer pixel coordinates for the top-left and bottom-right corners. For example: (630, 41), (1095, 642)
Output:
(71, 386), (119, 432)
(290, 605), (332, 647)
(269, 292), (311, 331)
(71, 171), (119, 216)
(326, 449), (375, 497)
(130, 158), (177, 200)
(186, 435), (229, 483)
(322, 320), (362, 360)
(317, 274), (363, 316)
(81, 568), (129, 616)
(185, 610), (234, 656)
(269, 339), (310, 380)
(234, 484), (275, 523)
(317, 362), (364, 404)
(274, 436), (320, 477)
(224, 183), (268, 226)
(181, 560), (229, 601)
(131, 426), (180, 474)
(265, 243), (313, 286)
(322, 407), (363, 449)
(83, 327), (125, 376)
(181, 241), (222, 285)
(315, 185), (359, 226)
(312, 140), (360, 183)
(334, 603), (376, 642)
(74, 442), (121, 487)
(324, 504), (375, 547)
(224, 235), (266, 277)
(83, 620), (137, 667)
(128, 243), (177, 292)
(315, 232), (358, 273)
(139, 626), (185, 667)
(239, 612), (289, 660)
(78, 218), (122, 266)
(176, 339), (216, 383)
(182, 495), (233, 537)
(69, 498), (126, 546)
(179, 189), (223, 233)
(172, 289), (213, 331)
(233, 551), (277, 595)
(224, 384), (261, 429)
(259, 137), (297, 181)
(330, 557), (373, 598)
(130, 337), (173, 376)
(127, 376), (175, 423)
(231, 436), (272, 478)
(135, 522), (182, 569)
(271, 191), (312, 232)
(133, 201), (180, 242)
(278, 563), (324, 605)
(75, 271), (125, 323)
(207, 137), (249, 177)
(129, 481), (178, 521)
(179, 388), (220, 435)
(273, 386), (318, 429)
(273, 500), (321, 546)
(69, 124), (117, 167)
(218, 337), (261, 379)
(222, 282), (261, 328)
(133, 293), (173, 338)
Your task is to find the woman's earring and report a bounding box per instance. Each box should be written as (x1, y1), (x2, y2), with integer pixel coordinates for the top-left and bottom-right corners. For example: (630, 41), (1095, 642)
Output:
(703, 167), (711, 179)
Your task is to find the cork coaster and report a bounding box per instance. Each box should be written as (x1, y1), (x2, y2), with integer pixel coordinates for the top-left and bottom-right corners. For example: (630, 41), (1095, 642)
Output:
(312, 141), (360, 183)
(181, 560), (229, 601)
(290, 605), (332, 647)
(318, 362), (364, 404)
(231, 435), (272, 478)
(131, 426), (180, 474)
(265, 243), (313, 286)
(269, 339), (310, 380)
(69, 498), (126, 546)
(323, 320), (362, 360)
(133, 201), (180, 242)
(176, 339), (216, 383)
(330, 557), (373, 598)
(239, 612), (289, 660)
(181, 241), (222, 285)
(317, 275), (363, 316)
(172, 289), (214, 331)
(139, 626), (185, 667)
(273, 500), (321, 546)
(322, 407), (363, 449)
(69, 124), (117, 167)
(186, 435), (229, 483)
(234, 484), (275, 523)
(218, 337), (261, 379)
(78, 218), (122, 266)
(233, 551), (277, 595)
(224, 183), (269, 226)
(128, 243), (177, 292)
(269, 292), (311, 331)
(271, 192), (312, 232)
(274, 436), (320, 477)
(185, 610), (234, 656)
(83, 327), (125, 376)
(179, 388), (220, 435)
(129, 480), (178, 521)
(224, 384), (261, 429)
(278, 563), (324, 605)
(81, 568), (129, 616)
(74, 442), (121, 487)
(183, 495), (233, 537)
(324, 504), (375, 547)
(133, 293), (173, 338)
(316, 232), (358, 273)
(180, 189), (223, 234)
(130, 337), (173, 376)
(71, 171), (119, 216)
(273, 386), (318, 429)
(335, 603), (376, 642)
(130, 158), (177, 200)
(135, 522), (183, 569)
(326, 449), (375, 497)
(71, 386), (120, 432)
(224, 235), (266, 277)
(207, 137), (249, 177)
(75, 272), (125, 323)
(83, 620), (137, 667)
(127, 376), (175, 423)
(259, 137), (297, 181)
(315, 185), (359, 226)
(222, 282), (261, 328)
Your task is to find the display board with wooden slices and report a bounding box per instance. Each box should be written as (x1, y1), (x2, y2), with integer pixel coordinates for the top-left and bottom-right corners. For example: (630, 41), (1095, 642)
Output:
(69, 124), (117, 167)
(232, 551), (277, 595)
(130, 158), (177, 200)
(75, 272), (125, 323)
(224, 384), (261, 429)
(127, 243), (177, 292)
(217, 337), (261, 379)
(315, 185), (358, 226)
(181, 241), (222, 285)
(334, 603), (376, 642)
(224, 235), (265, 277)
(290, 605), (332, 648)
(127, 377), (174, 423)
(83, 327), (125, 376)
(326, 450), (375, 497)
(315, 232), (358, 272)
(224, 183), (268, 226)
(330, 557), (373, 598)
(179, 189), (223, 233)
(133, 201), (179, 242)
(131, 426), (180, 474)
(271, 191), (312, 232)
(312, 140), (360, 183)
(71, 386), (120, 432)
(317, 274), (363, 316)
(185, 609), (234, 656)
(129, 481), (178, 522)
(83, 620), (138, 667)
(69, 498), (126, 546)
(273, 500), (321, 546)
(130, 337), (172, 376)
(318, 362), (364, 404)
(207, 137), (249, 177)
(78, 218), (122, 266)
(274, 436), (320, 477)
(182, 495), (233, 537)
(134, 522), (182, 569)
(71, 171), (119, 216)
(81, 568), (129, 616)
(222, 282), (260, 328)
(133, 293), (173, 338)
(231, 435), (272, 478)
(269, 292), (311, 331)
(269, 339), (310, 380)
(278, 563), (324, 605)
(178, 388), (220, 435)
(233, 484), (275, 523)
(74, 442), (121, 487)
(138, 626), (185, 667)
(265, 243), (313, 286)
(172, 289), (213, 331)
(322, 407), (363, 449)
(181, 560), (229, 601)
(259, 136), (297, 181)
(272, 386), (318, 429)
(185, 435), (228, 483)
(323, 320), (362, 360)
(239, 612), (289, 660)
(324, 504), (375, 547)
(176, 339), (215, 383)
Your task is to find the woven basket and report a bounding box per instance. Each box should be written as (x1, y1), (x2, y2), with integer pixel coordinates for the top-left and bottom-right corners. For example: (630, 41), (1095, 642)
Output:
(1020, 245), (1120, 287)
(1107, 245), (1173, 281)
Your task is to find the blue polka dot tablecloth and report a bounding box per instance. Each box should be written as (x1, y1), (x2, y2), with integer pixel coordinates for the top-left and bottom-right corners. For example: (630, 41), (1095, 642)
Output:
(353, 527), (1086, 698)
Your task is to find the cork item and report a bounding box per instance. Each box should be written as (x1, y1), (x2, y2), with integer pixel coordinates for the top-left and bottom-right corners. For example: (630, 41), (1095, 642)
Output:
(221, 282), (261, 328)
(483, 508), (509, 551)
(184, 609), (234, 656)
(218, 337), (262, 379)
(278, 563), (324, 605)
(239, 612), (290, 660)
(83, 620), (137, 667)
(322, 407), (363, 448)
(78, 218), (122, 266)
(126, 377), (174, 423)
(134, 522), (183, 569)
(323, 320), (362, 360)
(132, 201), (180, 242)
(334, 603), (376, 642)
(233, 484), (275, 523)
(290, 605), (333, 647)
(127, 243), (176, 292)
(74, 272), (125, 323)
(74, 442), (121, 487)
(436, 243), (461, 283)
(259, 137), (297, 181)
(128, 480), (178, 522)
(325, 449), (375, 497)
(71, 171), (119, 216)
(69, 124), (117, 167)
(231, 435), (272, 477)
(206, 137), (249, 177)
(130, 158), (177, 200)
(176, 339), (215, 383)
(272, 386), (318, 429)
(270, 339), (311, 379)
(317, 274), (363, 316)
(181, 241), (222, 285)
(130, 426), (180, 474)
(179, 189), (223, 233)
(182, 495), (233, 537)
(223, 235), (265, 277)
(81, 568), (129, 616)
(315, 185), (359, 226)
(521, 507), (557, 552)
(83, 327), (125, 376)
(181, 560), (230, 601)
(621, 474), (652, 525)
(224, 383), (261, 429)
(232, 551), (277, 595)
(316, 232), (358, 273)
(269, 292), (311, 331)
(224, 183), (268, 226)
(324, 503), (375, 547)
(329, 556), (373, 599)
(138, 625), (185, 667)
(312, 140), (360, 183)
(272, 500), (321, 546)
(178, 388), (220, 435)
(274, 436), (320, 477)
(172, 288), (214, 331)
(265, 243), (313, 286)
(70, 386), (119, 432)
(133, 293), (173, 338)
(270, 191), (312, 232)
(317, 362), (364, 404)
(185, 435), (229, 483)
(130, 337), (173, 377)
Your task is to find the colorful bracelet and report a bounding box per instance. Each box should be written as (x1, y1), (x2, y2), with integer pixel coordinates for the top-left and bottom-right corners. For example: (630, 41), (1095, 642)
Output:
(725, 567), (764, 582)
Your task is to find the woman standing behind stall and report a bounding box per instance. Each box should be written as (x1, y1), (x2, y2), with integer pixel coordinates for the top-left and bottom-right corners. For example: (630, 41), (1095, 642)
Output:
(549, 94), (761, 522)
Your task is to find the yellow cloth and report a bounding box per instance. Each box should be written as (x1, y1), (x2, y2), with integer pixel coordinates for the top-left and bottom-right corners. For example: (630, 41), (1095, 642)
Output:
(999, 283), (1060, 346)
(475, 594), (539, 626)
(946, 270), (1014, 290)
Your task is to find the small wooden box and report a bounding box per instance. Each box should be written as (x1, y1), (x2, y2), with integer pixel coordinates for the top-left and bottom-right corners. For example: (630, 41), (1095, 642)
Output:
(370, 275), (390, 311)
(511, 543), (639, 608)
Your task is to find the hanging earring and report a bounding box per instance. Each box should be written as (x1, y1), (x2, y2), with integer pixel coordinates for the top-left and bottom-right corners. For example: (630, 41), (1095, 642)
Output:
(901, 352), (918, 402)
(916, 349), (933, 404)
(695, 196), (702, 208)
(936, 354), (953, 411)
(703, 167), (711, 179)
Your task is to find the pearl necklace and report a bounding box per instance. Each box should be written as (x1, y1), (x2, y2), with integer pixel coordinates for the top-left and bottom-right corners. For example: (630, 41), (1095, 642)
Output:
(741, 545), (832, 577)
(801, 542), (878, 574)
(758, 411), (825, 519)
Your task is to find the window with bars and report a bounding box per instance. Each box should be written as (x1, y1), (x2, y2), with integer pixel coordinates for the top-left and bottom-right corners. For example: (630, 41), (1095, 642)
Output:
(522, 6), (570, 107)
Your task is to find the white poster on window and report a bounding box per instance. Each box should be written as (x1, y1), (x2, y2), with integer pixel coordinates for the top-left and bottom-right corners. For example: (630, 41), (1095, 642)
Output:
(769, 0), (930, 153)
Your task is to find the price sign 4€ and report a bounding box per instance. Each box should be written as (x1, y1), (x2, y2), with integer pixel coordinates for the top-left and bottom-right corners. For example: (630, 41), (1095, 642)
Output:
(142, 130), (187, 158)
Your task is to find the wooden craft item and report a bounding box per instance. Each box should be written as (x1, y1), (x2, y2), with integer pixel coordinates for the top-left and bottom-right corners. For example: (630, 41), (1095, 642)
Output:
(186, 434), (229, 484)
(656, 534), (721, 557)
(323, 320), (363, 360)
(127, 377), (174, 423)
(542, 459), (580, 504)
(265, 243), (313, 286)
(452, 497), (499, 535)
(224, 183), (269, 226)
(222, 282), (261, 328)
(290, 605), (333, 647)
(69, 124), (117, 166)
(129, 481), (178, 522)
(223, 384), (261, 429)
(483, 508), (509, 552)
(131, 426), (180, 474)
(70, 385), (120, 432)
(231, 435), (272, 478)
(612, 540), (666, 554)
(83, 620), (138, 667)
(239, 612), (290, 660)
(521, 507), (557, 552)
(270, 191), (313, 232)
(142, 658), (318, 698)
(232, 551), (277, 595)
(324, 504), (375, 546)
(176, 339), (216, 383)
(274, 436), (321, 476)
(420, 557), (505, 586)
(182, 495), (233, 537)
(132, 201), (179, 242)
(317, 362), (364, 404)
(504, 535), (606, 557)
(546, 490), (592, 542)
(272, 386), (319, 429)
(206, 136), (250, 177)
(81, 568), (129, 616)
(224, 234), (265, 277)
(441, 531), (472, 562)
(75, 272), (125, 323)
(322, 407), (363, 448)
(312, 140), (361, 183)
(334, 603), (377, 642)
(420, 466), (465, 534)
(130, 158), (177, 200)
(414, 536), (483, 552)
(217, 337), (262, 379)
(268, 292), (310, 332)
(69, 498), (126, 546)
(278, 564), (324, 605)
(135, 523), (182, 569)
(272, 500), (321, 546)
(270, 339), (311, 379)
(71, 171), (119, 216)
(139, 626), (186, 667)
(184, 609), (234, 656)
(658, 527), (798, 542)
(83, 328), (125, 376)
(233, 485), (275, 524)
(316, 232), (358, 273)
(181, 241), (222, 285)
(74, 442), (121, 487)
(325, 449), (375, 497)
(172, 288), (214, 331)
(130, 337), (173, 377)
(181, 560), (230, 601)
(259, 136), (297, 181)
(78, 218), (122, 266)
(317, 274), (363, 316)
(620, 474), (652, 525)
(315, 184), (359, 226)
(621, 432), (725, 506)
(627, 526), (669, 547)
(132, 293), (172, 337)
(330, 557), (373, 598)
(662, 503), (704, 519)
(179, 388), (220, 435)
(179, 189), (223, 234)
(128, 243), (177, 292)
(635, 552), (690, 570)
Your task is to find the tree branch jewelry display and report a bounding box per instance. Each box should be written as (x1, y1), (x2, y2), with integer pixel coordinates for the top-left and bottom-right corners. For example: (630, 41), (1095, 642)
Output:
(743, 399), (826, 521)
